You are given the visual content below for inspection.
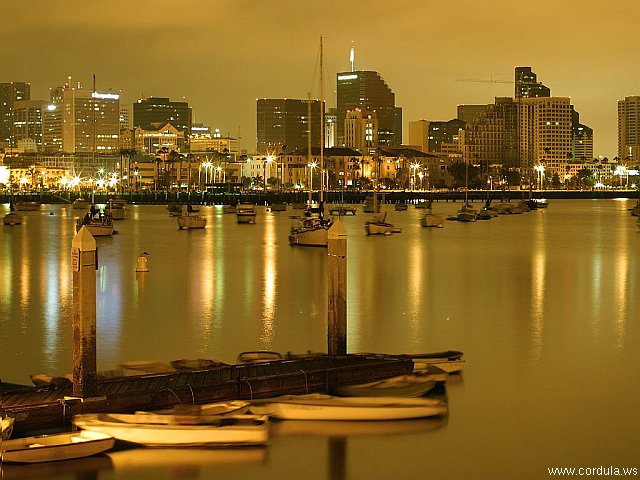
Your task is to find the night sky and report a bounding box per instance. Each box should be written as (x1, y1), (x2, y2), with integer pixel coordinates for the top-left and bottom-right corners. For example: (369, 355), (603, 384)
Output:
(4, 0), (638, 156)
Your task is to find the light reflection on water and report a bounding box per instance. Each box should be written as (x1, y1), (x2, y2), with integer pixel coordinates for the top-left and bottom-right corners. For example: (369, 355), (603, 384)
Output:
(1, 199), (639, 479)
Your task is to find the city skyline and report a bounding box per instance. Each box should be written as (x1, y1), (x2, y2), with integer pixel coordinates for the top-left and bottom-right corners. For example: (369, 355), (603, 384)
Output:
(3, 0), (639, 157)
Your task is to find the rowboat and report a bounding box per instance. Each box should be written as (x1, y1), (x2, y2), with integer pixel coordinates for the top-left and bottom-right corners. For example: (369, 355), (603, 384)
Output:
(330, 374), (437, 398)
(365, 213), (402, 236)
(146, 400), (251, 417)
(0, 430), (115, 463)
(237, 350), (283, 363)
(236, 204), (257, 224)
(73, 413), (269, 447)
(411, 350), (466, 373)
(169, 358), (227, 370)
(2, 416), (14, 440)
(248, 394), (447, 421)
(176, 213), (206, 230)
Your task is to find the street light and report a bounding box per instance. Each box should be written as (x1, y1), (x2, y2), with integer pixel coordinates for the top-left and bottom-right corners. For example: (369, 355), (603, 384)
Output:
(534, 164), (545, 190)
(264, 155), (274, 191)
(410, 162), (420, 191)
(308, 161), (317, 196)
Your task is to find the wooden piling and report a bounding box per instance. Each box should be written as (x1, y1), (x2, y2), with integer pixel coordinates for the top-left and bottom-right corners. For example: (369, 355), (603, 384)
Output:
(327, 220), (347, 355)
(71, 226), (98, 398)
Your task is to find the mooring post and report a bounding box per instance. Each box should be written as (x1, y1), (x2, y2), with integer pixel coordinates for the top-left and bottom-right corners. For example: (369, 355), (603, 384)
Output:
(327, 220), (347, 355)
(71, 226), (98, 398)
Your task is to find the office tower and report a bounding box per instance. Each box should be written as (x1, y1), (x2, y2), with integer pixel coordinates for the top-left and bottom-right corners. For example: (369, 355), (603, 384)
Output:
(133, 97), (192, 136)
(408, 119), (465, 154)
(617, 96), (640, 163)
(12, 100), (45, 151)
(62, 87), (120, 154)
(344, 109), (378, 153)
(571, 107), (593, 162)
(515, 67), (551, 99)
(336, 70), (400, 146)
(457, 104), (489, 123)
(0, 82), (31, 146)
(119, 105), (131, 130)
(256, 98), (321, 154)
(518, 97), (572, 179)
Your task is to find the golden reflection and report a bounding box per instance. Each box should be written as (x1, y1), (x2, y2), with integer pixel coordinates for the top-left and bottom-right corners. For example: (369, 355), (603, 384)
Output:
(261, 211), (276, 345)
(530, 216), (546, 359)
(406, 237), (424, 349)
(194, 214), (215, 345)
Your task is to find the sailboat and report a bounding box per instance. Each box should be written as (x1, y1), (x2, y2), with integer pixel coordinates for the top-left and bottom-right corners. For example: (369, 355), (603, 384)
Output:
(456, 161), (477, 222)
(289, 37), (332, 247)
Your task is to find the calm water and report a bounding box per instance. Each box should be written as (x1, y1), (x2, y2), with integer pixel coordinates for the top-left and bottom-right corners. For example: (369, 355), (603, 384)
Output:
(1, 199), (639, 479)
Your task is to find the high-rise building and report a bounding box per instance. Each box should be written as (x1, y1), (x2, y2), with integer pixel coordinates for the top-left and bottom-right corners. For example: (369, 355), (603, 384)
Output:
(0, 82), (31, 146)
(571, 107), (593, 162)
(519, 97), (572, 179)
(336, 71), (401, 147)
(408, 119), (465, 154)
(617, 96), (640, 163)
(12, 100), (45, 151)
(457, 104), (489, 123)
(256, 98), (321, 154)
(119, 105), (131, 130)
(515, 67), (551, 99)
(133, 97), (192, 137)
(62, 87), (120, 154)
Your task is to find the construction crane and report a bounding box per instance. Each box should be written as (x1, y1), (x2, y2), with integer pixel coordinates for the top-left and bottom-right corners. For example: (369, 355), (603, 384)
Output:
(456, 78), (514, 84)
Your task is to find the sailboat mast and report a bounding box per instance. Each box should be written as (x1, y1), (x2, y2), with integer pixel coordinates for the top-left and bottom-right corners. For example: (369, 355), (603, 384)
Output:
(319, 36), (324, 205)
(307, 92), (312, 204)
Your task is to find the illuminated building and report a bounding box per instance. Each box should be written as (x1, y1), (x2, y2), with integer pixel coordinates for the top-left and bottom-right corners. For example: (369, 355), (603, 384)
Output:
(515, 66), (551, 98)
(617, 96), (640, 163)
(133, 97), (192, 139)
(12, 100), (45, 151)
(336, 71), (401, 146)
(344, 109), (378, 153)
(0, 81), (31, 147)
(256, 98), (321, 154)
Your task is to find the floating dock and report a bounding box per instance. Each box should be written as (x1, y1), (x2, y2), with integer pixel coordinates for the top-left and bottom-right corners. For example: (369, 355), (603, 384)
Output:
(1, 354), (413, 435)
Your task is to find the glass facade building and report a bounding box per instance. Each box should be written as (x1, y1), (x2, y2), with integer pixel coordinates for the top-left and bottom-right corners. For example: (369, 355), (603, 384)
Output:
(256, 98), (321, 154)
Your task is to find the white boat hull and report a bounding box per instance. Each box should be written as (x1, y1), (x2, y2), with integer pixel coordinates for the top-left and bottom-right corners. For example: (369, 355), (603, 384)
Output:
(413, 359), (466, 374)
(73, 413), (269, 447)
(249, 394), (447, 421)
(76, 219), (114, 236)
(0, 430), (115, 463)
(177, 214), (206, 230)
(331, 375), (437, 397)
(421, 214), (444, 228)
(289, 225), (328, 246)
(237, 213), (256, 224)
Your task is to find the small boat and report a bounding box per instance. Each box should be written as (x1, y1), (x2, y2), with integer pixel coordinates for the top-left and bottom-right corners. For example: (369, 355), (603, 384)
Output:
(365, 213), (401, 236)
(421, 212), (444, 228)
(533, 198), (548, 208)
(2, 416), (15, 440)
(236, 203), (257, 223)
(411, 350), (465, 374)
(170, 358), (228, 370)
(268, 202), (287, 212)
(394, 203), (408, 211)
(73, 413), (269, 447)
(30, 373), (72, 387)
(237, 350), (283, 363)
(3, 211), (23, 225)
(248, 394), (447, 421)
(288, 216), (331, 247)
(0, 430), (115, 464)
(177, 213), (206, 230)
(141, 400), (251, 418)
(328, 204), (357, 215)
(456, 204), (477, 222)
(76, 212), (114, 236)
(73, 198), (91, 210)
(105, 200), (128, 220)
(330, 374), (437, 398)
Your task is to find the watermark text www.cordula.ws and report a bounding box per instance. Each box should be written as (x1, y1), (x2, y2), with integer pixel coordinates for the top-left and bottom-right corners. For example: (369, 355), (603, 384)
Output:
(548, 466), (638, 476)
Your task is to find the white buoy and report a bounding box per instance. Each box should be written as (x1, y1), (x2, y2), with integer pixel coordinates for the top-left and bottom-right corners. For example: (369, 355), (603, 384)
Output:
(136, 252), (149, 272)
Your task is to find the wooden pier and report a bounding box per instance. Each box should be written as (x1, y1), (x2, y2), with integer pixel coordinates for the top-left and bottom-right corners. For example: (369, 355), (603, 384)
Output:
(0, 354), (413, 435)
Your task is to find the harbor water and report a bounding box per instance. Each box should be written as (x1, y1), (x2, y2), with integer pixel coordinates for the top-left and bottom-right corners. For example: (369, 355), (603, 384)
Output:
(1, 199), (639, 479)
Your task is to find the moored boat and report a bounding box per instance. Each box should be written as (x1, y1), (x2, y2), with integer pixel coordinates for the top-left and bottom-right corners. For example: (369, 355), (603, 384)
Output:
(365, 213), (401, 235)
(0, 430), (115, 464)
(73, 413), (269, 447)
(76, 213), (114, 236)
(177, 213), (206, 230)
(237, 350), (283, 363)
(169, 358), (228, 370)
(288, 216), (331, 246)
(248, 393), (447, 421)
(330, 374), (437, 398)
(456, 204), (477, 222)
(411, 350), (465, 374)
(421, 212), (444, 228)
(236, 203), (257, 223)
(2, 416), (15, 440)
(3, 212), (23, 225)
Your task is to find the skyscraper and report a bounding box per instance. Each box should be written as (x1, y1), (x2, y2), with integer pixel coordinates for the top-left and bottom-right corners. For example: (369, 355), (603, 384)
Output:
(617, 96), (640, 163)
(133, 97), (192, 136)
(336, 71), (401, 147)
(515, 67), (551, 99)
(12, 100), (45, 151)
(256, 98), (321, 154)
(0, 82), (31, 147)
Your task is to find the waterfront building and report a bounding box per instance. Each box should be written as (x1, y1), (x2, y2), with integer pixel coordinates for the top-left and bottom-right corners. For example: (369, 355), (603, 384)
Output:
(518, 96), (572, 180)
(0, 81), (31, 147)
(133, 97), (192, 141)
(134, 122), (185, 154)
(256, 98), (322, 154)
(12, 100), (45, 152)
(336, 70), (401, 147)
(617, 96), (640, 164)
(281, 147), (362, 189)
(189, 124), (239, 157)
